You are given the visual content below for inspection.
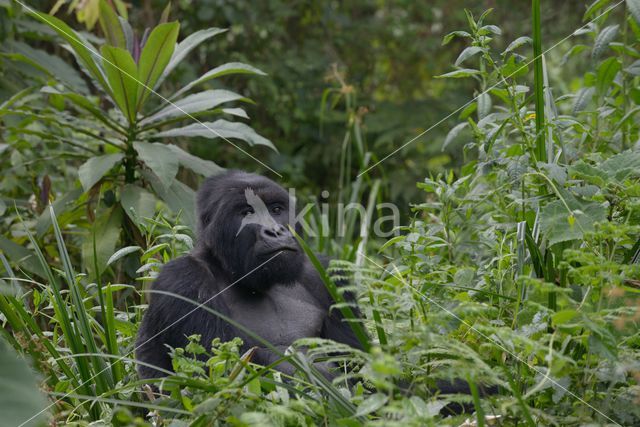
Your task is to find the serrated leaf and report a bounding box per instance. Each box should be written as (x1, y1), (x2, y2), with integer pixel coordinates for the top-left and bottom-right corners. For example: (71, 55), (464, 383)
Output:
(454, 46), (484, 66)
(98, 0), (126, 48)
(133, 142), (179, 189)
(157, 27), (228, 88)
(155, 119), (276, 150)
(78, 153), (124, 192)
(121, 184), (157, 223)
(140, 89), (248, 126)
(592, 24), (619, 60)
(172, 62), (266, 99)
(540, 194), (606, 246)
(136, 21), (180, 111)
(166, 144), (224, 176)
(101, 45), (138, 122)
(435, 68), (481, 79)
(572, 87), (595, 114)
(106, 245), (142, 266)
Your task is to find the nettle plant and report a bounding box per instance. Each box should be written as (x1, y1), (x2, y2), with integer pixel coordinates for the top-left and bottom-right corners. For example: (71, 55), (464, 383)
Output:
(19, 2), (273, 272)
(374, 5), (640, 425)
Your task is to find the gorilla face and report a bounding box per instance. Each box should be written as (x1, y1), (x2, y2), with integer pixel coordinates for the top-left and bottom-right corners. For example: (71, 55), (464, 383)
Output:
(196, 171), (305, 291)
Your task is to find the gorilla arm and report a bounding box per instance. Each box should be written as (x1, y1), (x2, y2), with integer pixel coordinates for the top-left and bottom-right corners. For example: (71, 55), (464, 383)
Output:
(135, 256), (231, 379)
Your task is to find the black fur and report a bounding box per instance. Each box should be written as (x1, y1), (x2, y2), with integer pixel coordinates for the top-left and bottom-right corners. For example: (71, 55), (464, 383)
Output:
(135, 171), (361, 379)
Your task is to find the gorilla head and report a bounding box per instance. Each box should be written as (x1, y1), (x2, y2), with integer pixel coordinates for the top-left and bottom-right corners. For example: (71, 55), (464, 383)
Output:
(196, 170), (305, 292)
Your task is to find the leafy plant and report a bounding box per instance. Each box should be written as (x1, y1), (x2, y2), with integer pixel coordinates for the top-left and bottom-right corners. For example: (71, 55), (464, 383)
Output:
(2, 1), (274, 277)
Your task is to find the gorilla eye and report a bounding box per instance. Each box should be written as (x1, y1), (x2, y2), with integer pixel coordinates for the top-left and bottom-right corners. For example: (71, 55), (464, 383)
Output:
(241, 207), (255, 216)
(271, 205), (283, 214)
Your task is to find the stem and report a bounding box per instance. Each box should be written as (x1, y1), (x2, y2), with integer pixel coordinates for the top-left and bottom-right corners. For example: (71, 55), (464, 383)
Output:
(532, 0), (546, 163)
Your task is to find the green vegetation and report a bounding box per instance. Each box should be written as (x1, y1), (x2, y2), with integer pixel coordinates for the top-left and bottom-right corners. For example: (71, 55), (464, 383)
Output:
(0, 0), (639, 425)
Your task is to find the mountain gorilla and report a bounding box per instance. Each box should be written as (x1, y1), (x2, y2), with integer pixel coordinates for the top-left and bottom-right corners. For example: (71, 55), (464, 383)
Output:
(135, 170), (361, 380)
(135, 170), (495, 412)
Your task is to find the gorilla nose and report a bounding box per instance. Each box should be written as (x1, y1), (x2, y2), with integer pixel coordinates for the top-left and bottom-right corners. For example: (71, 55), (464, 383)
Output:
(259, 225), (297, 249)
(261, 224), (288, 239)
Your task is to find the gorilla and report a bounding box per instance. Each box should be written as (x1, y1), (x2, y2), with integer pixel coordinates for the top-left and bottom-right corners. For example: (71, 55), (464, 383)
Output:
(135, 170), (361, 380)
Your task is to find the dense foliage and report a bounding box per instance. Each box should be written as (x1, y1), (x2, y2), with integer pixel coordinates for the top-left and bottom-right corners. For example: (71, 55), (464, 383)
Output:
(0, 0), (639, 426)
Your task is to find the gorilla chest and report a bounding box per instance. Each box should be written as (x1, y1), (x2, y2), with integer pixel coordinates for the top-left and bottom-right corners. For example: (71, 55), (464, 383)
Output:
(225, 283), (325, 346)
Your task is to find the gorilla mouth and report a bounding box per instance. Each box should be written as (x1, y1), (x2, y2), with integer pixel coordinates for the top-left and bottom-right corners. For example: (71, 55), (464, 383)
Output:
(263, 245), (298, 255)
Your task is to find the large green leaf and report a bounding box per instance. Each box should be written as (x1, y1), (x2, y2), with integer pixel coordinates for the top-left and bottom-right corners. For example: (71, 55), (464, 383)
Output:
(78, 153), (124, 192)
(136, 22), (180, 111)
(155, 119), (276, 150)
(171, 62), (266, 99)
(36, 188), (84, 236)
(540, 192), (606, 246)
(101, 45), (138, 122)
(166, 144), (224, 176)
(133, 142), (179, 189)
(0, 236), (46, 278)
(6, 40), (88, 93)
(0, 337), (48, 427)
(29, 11), (109, 92)
(82, 206), (123, 276)
(120, 184), (157, 223)
(140, 89), (249, 126)
(157, 27), (228, 88)
(143, 170), (196, 228)
(98, 0), (126, 49)
(595, 57), (621, 96)
(571, 150), (640, 185)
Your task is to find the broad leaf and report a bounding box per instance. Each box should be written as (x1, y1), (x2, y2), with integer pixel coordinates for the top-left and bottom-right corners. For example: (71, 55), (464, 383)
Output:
(143, 170), (196, 228)
(136, 22), (180, 111)
(101, 45), (139, 122)
(98, 0), (126, 48)
(106, 245), (142, 267)
(503, 36), (532, 55)
(435, 68), (481, 79)
(627, 0), (640, 25)
(571, 150), (640, 185)
(455, 46), (484, 66)
(120, 184), (157, 223)
(133, 142), (179, 189)
(540, 193), (606, 246)
(155, 119), (276, 150)
(166, 144), (224, 176)
(140, 89), (248, 126)
(36, 188), (84, 236)
(29, 11), (109, 92)
(0, 236), (46, 278)
(157, 27), (228, 88)
(78, 153), (124, 192)
(592, 24), (619, 60)
(573, 87), (595, 114)
(0, 337), (48, 427)
(82, 206), (123, 276)
(595, 57), (621, 96)
(442, 122), (468, 150)
(172, 62), (266, 99)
